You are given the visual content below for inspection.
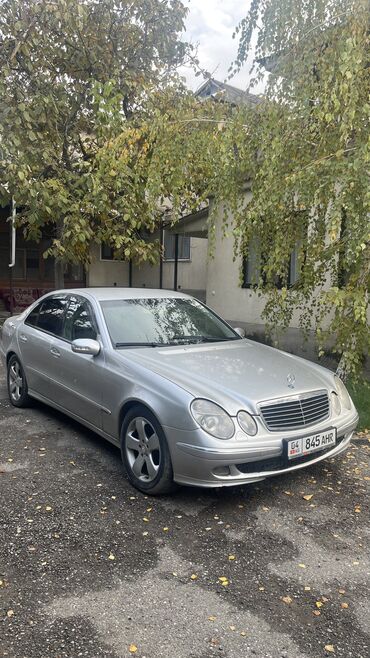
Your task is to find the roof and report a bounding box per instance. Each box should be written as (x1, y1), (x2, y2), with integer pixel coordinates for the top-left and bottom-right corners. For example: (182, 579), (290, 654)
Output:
(195, 78), (260, 107)
(53, 288), (192, 302)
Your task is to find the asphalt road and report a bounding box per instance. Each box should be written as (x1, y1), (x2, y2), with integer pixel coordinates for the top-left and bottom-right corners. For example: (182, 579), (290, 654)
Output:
(0, 364), (369, 658)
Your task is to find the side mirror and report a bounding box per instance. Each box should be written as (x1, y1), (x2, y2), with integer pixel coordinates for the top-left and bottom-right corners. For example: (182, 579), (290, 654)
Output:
(71, 338), (101, 356)
(234, 327), (246, 338)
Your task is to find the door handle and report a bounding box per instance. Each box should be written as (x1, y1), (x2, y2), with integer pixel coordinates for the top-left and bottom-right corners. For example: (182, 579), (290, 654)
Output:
(19, 334), (28, 343)
(50, 346), (60, 358)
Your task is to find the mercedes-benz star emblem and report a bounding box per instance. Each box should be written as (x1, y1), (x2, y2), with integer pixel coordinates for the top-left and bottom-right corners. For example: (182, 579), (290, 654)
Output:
(287, 373), (296, 389)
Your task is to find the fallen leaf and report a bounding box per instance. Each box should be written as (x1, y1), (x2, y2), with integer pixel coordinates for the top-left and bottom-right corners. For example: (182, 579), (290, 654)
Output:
(298, 563), (307, 569)
(129, 644), (138, 654)
(219, 576), (228, 582)
(163, 527), (169, 532)
(146, 507), (152, 512)
(229, 625), (236, 631)
(45, 506), (52, 511)
(338, 589), (345, 594)
(341, 602), (349, 609)
(284, 491), (292, 495)
(208, 616), (216, 621)
(313, 610), (321, 616)
(190, 574), (198, 580)
(221, 580), (229, 587)
(316, 601), (323, 608)
(282, 596), (293, 604)
(228, 555), (236, 561)
(303, 494), (314, 501)
(240, 631), (247, 637)
(142, 531), (148, 536)
(258, 586), (265, 591)
(354, 506), (361, 513)
(324, 645), (335, 653)
(7, 610), (14, 618)
(304, 586), (311, 591)
(108, 553), (115, 561)
(143, 517), (149, 522)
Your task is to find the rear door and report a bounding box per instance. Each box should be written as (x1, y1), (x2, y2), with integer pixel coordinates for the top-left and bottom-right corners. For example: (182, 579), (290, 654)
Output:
(18, 295), (69, 397)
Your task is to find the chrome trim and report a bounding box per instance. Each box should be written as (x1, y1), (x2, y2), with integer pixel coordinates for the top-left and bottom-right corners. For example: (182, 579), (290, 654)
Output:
(258, 389), (330, 432)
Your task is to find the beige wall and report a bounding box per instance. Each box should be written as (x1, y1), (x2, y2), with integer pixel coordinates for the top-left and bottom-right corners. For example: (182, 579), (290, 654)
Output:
(87, 237), (207, 292)
(205, 196), (306, 329)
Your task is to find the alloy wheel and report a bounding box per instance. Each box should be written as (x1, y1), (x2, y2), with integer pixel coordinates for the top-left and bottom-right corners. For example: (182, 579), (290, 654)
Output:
(125, 416), (161, 483)
(8, 360), (23, 403)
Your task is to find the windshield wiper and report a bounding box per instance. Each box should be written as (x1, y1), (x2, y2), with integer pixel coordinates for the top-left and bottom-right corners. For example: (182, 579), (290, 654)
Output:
(115, 342), (161, 348)
(170, 335), (239, 344)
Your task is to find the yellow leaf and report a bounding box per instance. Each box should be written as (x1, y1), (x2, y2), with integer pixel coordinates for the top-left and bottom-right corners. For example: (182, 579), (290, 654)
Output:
(338, 589), (345, 594)
(129, 644), (138, 654)
(240, 631), (247, 637)
(229, 625), (236, 631)
(221, 580), (229, 587)
(282, 596), (293, 604)
(208, 616), (216, 621)
(7, 609), (14, 618)
(313, 610), (321, 616)
(341, 602), (349, 609)
(190, 574), (198, 580)
(108, 553), (115, 561)
(298, 563), (306, 569)
(45, 506), (52, 511)
(304, 586), (311, 591)
(219, 576), (228, 582)
(303, 494), (314, 501)
(316, 601), (323, 608)
(143, 517), (149, 522)
(146, 507), (152, 512)
(324, 645), (335, 653)
(228, 555), (236, 561)
(354, 506), (361, 513)
(142, 531), (148, 536)
(163, 527), (169, 532)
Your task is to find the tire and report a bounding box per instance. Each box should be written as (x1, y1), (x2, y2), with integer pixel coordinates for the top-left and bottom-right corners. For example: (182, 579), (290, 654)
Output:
(120, 404), (177, 495)
(7, 354), (31, 408)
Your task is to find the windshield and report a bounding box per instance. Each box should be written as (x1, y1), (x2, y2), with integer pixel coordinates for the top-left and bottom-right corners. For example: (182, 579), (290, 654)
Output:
(100, 297), (240, 347)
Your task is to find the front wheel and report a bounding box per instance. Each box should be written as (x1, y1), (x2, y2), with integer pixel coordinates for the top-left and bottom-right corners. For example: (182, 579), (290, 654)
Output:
(7, 355), (31, 408)
(121, 405), (176, 495)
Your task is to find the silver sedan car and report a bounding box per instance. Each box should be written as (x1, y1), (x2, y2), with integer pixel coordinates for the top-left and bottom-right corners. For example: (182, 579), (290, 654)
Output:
(0, 288), (358, 494)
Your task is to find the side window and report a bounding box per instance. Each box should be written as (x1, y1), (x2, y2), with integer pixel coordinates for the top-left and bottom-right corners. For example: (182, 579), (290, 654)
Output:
(35, 296), (68, 336)
(25, 301), (43, 328)
(64, 296), (97, 342)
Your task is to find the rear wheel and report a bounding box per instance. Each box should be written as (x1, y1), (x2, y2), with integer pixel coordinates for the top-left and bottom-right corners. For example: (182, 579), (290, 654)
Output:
(7, 355), (31, 408)
(121, 405), (176, 495)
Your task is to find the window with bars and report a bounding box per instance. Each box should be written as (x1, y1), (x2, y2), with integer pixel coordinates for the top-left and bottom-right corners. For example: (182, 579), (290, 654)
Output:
(163, 232), (191, 261)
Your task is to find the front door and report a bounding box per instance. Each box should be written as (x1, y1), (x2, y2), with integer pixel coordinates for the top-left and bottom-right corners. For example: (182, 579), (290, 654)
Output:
(50, 295), (104, 429)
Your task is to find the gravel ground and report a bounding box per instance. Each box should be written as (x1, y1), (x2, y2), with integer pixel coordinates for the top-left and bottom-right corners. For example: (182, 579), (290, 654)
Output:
(0, 364), (369, 658)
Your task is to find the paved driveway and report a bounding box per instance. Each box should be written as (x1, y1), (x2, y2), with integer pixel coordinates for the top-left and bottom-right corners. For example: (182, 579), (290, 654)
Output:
(0, 364), (369, 658)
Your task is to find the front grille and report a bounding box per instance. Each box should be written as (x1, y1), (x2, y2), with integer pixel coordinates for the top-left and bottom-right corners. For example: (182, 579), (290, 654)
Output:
(259, 391), (330, 431)
(237, 435), (344, 474)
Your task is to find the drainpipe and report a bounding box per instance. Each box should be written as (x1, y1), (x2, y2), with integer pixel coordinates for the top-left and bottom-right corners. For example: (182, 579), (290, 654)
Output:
(173, 233), (179, 291)
(159, 221), (164, 289)
(8, 198), (16, 315)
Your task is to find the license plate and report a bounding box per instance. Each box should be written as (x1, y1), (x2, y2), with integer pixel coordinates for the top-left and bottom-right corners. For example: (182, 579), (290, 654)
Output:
(285, 428), (337, 460)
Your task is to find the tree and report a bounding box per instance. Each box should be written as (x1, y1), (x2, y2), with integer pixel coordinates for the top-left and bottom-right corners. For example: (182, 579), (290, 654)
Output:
(0, 0), (190, 286)
(215, 0), (369, 379)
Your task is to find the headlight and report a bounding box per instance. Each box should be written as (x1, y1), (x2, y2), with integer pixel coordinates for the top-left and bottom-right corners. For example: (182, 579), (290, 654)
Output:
(237, 410), (258, 436)
(331, 392), (341, 416)
(334, 376), (352, 410)
(190, 399), (235, 439)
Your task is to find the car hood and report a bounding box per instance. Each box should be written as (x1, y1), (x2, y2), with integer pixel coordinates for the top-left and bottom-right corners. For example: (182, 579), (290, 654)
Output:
(122, 339), (334, 415)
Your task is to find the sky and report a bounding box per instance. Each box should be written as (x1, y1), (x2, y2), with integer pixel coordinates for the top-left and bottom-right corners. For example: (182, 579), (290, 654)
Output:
(179, 0), (255, 93)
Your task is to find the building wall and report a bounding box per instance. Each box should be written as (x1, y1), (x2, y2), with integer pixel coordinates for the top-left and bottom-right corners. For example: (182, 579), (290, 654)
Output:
(87, 237), (207, 292)
(87, 243), (130, 287)
(206, 195), (311, 329)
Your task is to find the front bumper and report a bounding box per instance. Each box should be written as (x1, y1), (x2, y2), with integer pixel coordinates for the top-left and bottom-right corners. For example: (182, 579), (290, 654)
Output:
(165, 411), (359, 488)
